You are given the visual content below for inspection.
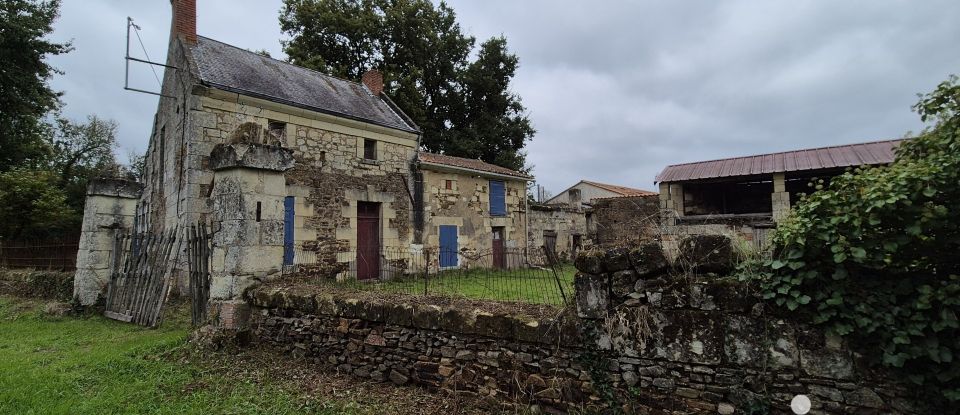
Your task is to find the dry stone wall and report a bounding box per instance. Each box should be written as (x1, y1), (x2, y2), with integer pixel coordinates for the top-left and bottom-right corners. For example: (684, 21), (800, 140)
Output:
(592, 195), (660, 247)
(245, 239), (922, 414)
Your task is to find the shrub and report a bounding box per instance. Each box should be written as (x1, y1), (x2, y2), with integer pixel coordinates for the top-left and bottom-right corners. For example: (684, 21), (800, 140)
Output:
(742, 76), (960, 402)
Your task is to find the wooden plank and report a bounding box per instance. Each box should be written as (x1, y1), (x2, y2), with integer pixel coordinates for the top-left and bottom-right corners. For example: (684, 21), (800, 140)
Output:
(104, 310), (133, 322)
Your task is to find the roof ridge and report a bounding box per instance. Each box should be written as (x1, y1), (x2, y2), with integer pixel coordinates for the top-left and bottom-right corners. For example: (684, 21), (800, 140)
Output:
(196, 35), (368, 90)
(661, 137), (906, 169)
(419, 152), (531, 178)
(581, 180), (656, 194)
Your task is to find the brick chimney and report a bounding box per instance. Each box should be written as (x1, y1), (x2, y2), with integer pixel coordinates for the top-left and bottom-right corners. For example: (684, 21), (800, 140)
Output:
(170, 0), (197, 44)
(361, 70), (383, 96)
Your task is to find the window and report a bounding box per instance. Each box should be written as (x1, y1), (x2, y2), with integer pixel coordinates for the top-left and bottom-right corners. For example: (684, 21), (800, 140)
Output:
(267, 120), (286, 143)
(445, 179), (453, 190)
(489, 180), (506, 216)
(363, 139), (377, 160)
(568, 189), (582, 204)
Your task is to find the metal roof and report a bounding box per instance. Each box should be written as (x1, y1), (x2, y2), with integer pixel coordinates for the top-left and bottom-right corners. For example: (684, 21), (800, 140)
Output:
(655, 138), (904, 183)
(418, 152), (532, 180)
(191, 36), (418, 133)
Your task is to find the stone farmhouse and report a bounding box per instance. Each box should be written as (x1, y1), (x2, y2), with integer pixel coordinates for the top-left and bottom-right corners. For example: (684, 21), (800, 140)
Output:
(655, 138), (903, 254)
(73, 0), (531, 306)
(529, 180), (656, 261)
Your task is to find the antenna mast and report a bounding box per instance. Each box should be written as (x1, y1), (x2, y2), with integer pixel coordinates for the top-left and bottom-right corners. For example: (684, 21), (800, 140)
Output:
(125, 17), (177, 98)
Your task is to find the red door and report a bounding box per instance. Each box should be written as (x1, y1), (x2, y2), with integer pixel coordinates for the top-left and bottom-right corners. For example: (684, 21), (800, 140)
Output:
(356, 202), (380, 280)
(492, 227), (505, 269)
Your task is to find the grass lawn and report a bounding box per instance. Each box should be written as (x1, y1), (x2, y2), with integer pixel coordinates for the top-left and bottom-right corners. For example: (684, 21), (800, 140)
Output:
(0, 296), (487, 414)
(338, 265), (577, 305)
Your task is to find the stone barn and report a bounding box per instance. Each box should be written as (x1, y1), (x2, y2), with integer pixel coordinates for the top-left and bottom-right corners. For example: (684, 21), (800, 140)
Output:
(655, 138), (903, 256)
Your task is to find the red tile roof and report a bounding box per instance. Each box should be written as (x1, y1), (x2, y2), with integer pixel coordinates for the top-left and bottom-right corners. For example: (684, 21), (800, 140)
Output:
(418, 152), (532, 180)
(581, 180), (657, 196)
(655, 138), (905, 183)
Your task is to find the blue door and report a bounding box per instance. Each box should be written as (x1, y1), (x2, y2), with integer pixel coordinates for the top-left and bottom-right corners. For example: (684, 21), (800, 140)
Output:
(438, 225), (458, 268)
(283, 196), (295, 266)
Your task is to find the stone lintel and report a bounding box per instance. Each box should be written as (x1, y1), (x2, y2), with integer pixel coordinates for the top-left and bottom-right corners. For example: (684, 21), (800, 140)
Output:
(86, 178), (143, 199)
(210, 143), (295, 172)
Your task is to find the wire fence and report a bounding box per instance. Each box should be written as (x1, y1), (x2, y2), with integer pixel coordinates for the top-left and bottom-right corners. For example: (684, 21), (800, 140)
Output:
(0, 238), (80, 271)
(288, 244), (574, 306)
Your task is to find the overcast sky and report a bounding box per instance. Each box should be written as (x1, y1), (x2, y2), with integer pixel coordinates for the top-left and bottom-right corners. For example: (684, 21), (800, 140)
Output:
(48, 0), (960, 194)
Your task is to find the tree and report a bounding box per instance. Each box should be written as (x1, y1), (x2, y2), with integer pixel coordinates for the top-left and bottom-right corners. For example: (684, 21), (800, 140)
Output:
(0, 0), (72, 172)
(0, 169), (76, 239)
(279, 0), (535, 171)
(49, 115), (120, 212)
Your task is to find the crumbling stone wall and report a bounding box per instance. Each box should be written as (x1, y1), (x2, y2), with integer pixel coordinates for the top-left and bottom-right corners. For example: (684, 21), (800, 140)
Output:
(573, 242), (919, 414)
(246, 239), (923, 413)
(248, 287), (594, 412)
(527, 204), (589, 261)
(592, 195), (660, 247)
(420, 168), (527, 258)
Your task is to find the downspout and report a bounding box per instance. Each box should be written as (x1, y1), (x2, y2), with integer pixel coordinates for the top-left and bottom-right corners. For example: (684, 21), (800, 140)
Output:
(524, 180), (530, 265)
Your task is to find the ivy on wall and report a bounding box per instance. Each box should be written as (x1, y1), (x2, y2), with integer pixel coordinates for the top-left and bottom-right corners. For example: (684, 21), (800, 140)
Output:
(742, 75), (960, 403)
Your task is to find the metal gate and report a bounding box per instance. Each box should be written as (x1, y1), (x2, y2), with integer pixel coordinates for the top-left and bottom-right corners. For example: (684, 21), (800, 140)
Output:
(104, 229), (178, 327)
(186, 222), (212, 326)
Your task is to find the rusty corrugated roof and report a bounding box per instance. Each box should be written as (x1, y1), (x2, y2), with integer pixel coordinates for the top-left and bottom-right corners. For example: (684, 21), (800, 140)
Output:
(580, 180), (658, 196)
(655, 138), (905, 183)
(418, 152), (532, 180)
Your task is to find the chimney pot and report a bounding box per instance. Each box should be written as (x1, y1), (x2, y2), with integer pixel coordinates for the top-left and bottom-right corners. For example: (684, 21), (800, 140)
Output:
(361, 70), (384, 96)
(170, 0), (197, 44)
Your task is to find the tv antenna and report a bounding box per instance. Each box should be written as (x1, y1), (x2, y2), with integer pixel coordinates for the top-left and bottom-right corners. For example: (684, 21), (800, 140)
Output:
(125, 16), (176, 98)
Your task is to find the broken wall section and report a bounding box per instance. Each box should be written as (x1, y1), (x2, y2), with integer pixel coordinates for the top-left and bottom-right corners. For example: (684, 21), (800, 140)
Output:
(572, 242), (920, 414)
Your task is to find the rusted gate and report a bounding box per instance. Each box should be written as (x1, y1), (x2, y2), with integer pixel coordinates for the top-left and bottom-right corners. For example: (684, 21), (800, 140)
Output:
(186, 222), (211, 326)
(104, 229), (178, 327)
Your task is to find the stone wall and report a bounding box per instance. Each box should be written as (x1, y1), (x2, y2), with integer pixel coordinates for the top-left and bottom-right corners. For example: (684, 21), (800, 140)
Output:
(421, 168), (528, 257)
(573, 243), (919, 414)
(248, 286), (594, 412)
(592, 195), (660, 247)
(527, 204), (589, 261)
(246, 239), (923, 413)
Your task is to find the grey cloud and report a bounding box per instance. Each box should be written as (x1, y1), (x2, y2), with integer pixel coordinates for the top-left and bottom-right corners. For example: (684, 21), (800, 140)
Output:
(46, 0), (960, 193)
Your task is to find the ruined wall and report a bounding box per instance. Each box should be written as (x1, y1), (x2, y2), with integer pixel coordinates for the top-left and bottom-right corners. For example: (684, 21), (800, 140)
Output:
(421, 169), (527, 256)
(246, 241), (923, 414)
(592, 195), (660, 247)
(572, 244), (919, 414)
(527, 204), (589, 261)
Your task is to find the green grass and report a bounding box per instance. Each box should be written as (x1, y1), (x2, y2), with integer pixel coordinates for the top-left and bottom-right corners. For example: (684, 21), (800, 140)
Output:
(340, 265), (577, 305)
(0, 297), (405, 414)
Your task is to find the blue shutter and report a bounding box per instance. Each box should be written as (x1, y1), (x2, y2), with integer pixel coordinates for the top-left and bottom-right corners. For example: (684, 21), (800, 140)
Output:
(489, 180), (506, 216)
(438, 225), (458, 267)
(283, 196), (295, 265)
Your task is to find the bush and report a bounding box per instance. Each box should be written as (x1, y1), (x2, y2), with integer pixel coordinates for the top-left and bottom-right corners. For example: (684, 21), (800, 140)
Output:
(742, 76), (960, 402)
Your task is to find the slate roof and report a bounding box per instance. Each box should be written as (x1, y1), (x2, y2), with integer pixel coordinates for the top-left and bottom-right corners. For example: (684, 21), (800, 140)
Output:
(418, 152), (532, 180)
(191, 36), (418, 133)
(580, 180), (658, 197)
(655, 138), (904, 183)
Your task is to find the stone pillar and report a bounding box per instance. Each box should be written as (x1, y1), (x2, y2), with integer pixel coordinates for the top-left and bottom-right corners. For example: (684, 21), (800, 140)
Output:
(771, 173), (791, 222)
(73, 179), (143, 306)
(207, 143), (294, 330)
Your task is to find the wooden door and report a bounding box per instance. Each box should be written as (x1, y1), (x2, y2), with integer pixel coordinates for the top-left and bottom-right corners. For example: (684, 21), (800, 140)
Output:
(492, 227), (505, 269)
(438, 225), (458, 268)
(543, 230), (557, 258)
(356, 202), (380, 280)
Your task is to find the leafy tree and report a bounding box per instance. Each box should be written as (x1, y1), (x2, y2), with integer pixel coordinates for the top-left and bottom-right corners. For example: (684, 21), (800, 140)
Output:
(279, 0), (535, 171)
(743, 75), (960, 405)
(0, 169), (77, 239)
(49, 115), (120, 212)
(0, 0), (72, 172)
